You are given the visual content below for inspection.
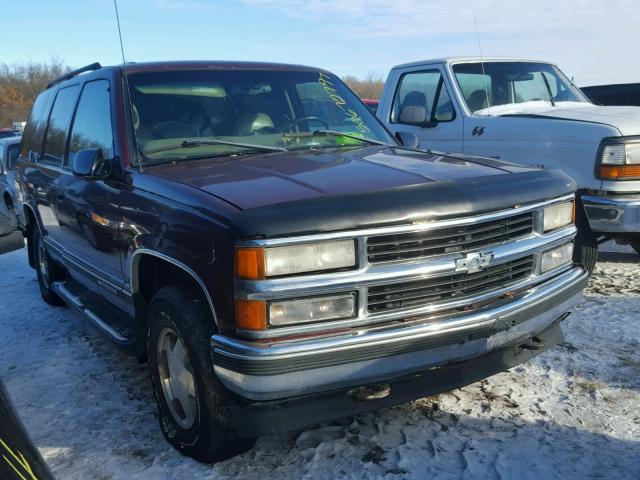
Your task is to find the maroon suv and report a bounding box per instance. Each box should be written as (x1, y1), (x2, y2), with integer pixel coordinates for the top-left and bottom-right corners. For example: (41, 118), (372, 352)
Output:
(12, 61), (587, 462)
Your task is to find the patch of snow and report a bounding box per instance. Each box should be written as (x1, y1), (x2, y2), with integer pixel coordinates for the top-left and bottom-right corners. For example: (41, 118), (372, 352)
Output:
(0, 243), (638, 479)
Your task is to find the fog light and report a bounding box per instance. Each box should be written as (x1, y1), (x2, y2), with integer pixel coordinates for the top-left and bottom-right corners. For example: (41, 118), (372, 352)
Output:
(541, 243), (574, 273)
(269, 293), (356, 326)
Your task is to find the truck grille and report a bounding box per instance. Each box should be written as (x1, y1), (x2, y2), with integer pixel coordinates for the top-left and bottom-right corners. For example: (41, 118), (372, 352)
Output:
(367, 255), (534, 314)
(367, 212), (534, 264)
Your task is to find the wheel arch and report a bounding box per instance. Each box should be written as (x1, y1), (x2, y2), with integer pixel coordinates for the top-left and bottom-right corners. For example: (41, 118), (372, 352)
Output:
(130, 249), (220, 330)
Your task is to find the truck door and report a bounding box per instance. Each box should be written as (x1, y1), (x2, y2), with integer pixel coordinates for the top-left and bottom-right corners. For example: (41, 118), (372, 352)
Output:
(55, 79), (124, 300)
(383, 68), (463, 153)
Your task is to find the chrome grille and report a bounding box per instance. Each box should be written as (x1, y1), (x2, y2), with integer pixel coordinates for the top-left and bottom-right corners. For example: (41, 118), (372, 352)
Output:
(367, 256), (534, 314)
(367, 212), (534, 264)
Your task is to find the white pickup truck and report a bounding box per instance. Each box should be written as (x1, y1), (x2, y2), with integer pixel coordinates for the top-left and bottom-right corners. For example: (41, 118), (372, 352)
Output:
(378, 57), (640, 265)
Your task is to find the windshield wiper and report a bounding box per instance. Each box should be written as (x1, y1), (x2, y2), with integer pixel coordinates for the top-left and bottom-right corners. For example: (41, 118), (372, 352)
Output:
(144, 139), (287, 156)
(540, 73), (556, 107)
(283, 130), (391, 147)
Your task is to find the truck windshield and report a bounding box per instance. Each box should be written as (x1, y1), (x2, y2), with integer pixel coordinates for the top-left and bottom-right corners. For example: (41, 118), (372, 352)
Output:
(452, 62), (589, 115)
(127, 69), (395, 164)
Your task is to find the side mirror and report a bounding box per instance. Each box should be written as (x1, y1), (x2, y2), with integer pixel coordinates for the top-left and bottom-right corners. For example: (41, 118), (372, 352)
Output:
(72, 148), (108, 179)
(395, 131), (420, 149)
(398, 106), (438, 128)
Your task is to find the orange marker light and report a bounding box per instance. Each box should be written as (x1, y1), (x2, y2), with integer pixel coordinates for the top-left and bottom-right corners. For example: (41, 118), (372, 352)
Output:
(235, 299), (267, 330)
(600, 165), (640, 180)
(235, 247), (265, 280)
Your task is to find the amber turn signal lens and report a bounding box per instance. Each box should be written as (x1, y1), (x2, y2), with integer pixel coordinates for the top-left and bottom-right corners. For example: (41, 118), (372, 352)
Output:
(235, 247), (265, 280)
(235, 299), (267, 330)
(599, 165), (640, 180)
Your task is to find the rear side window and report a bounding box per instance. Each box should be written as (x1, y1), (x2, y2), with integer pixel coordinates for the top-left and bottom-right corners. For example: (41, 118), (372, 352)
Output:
(19, 89), (54, 162)
(42, 85), (80, 164)
(67, 80), (114, 166)
(7, 144), (19, 169)
(392, 70), (455, 124)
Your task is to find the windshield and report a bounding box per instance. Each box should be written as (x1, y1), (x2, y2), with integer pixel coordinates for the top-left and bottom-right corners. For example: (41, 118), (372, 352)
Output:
(452, 62), (589, 114)
(128, 69), (395, 164)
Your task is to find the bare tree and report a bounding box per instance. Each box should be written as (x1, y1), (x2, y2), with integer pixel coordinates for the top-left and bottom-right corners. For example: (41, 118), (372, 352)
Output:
(342, 72), (386, 100)
(0, 58), (71, 127)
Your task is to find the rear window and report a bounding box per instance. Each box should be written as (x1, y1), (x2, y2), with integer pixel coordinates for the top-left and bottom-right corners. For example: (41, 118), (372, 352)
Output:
(42, 85), (81, 164)
(19, 89), (55, 162)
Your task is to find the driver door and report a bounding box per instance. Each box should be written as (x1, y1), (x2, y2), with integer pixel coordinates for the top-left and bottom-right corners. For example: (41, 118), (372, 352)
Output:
(384, 67), (464, 153)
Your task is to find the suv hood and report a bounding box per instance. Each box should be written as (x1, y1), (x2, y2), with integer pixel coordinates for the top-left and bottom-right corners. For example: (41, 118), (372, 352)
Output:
(477, 101), (640, 136)
(147, 146), (527, 211)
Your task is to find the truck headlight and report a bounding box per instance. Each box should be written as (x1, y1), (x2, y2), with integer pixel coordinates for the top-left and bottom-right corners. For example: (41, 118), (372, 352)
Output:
(236, 240), (357, 279)
(541, 243), (574, 273)
(543, 201), (574, 232)
(269, 293), (356, 326)
(598, 139), (640, 180)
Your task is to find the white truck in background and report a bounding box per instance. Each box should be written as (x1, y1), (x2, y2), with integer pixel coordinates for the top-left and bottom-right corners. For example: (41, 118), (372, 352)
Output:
(378, 57), (640, 265)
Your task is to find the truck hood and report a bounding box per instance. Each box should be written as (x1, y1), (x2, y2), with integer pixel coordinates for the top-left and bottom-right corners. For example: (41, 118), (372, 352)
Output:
(146, 146), (523, 211)
(475, 101), (640, 136)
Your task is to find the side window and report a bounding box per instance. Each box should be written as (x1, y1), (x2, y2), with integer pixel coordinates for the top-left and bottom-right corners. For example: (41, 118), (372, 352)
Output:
(19, 89), (54, 162)
(392, 70), (455, 124)
(7, 145), (19, 169)
(67, 80), (114, 167)
(0, 145), (4, 174)
(42, 85), (80, 164)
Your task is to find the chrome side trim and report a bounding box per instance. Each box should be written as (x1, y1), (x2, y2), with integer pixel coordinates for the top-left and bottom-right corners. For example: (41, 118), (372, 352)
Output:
(238, 194), (574, 247)
(129, 249), (219, 328)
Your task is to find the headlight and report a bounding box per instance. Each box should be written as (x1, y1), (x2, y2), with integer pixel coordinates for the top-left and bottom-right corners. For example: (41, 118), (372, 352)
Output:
(543, 201), (574, 232)
(541, 243), (574, 273)
(236, 240), (357, 279)
(269, 293), (356, 327)
(599, 139), (640, 180)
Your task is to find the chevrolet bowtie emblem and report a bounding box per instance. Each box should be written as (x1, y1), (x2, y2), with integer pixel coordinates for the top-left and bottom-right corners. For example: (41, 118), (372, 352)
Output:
(455, 252), (494, 273)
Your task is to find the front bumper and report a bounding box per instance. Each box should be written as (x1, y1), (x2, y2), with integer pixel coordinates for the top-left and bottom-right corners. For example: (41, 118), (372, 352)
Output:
(582, 194), (640, 233)
(225, 318), (566, 437)
(212, 267), (588, 402)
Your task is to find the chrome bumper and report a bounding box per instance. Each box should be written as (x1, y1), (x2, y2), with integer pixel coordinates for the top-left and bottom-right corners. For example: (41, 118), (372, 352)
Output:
(212, 267), (588, 401)
(582, 194), (640, 233)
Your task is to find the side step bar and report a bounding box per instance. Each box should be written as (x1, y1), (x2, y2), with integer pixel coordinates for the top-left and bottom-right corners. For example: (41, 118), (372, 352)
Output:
(52, 282), (131, 344)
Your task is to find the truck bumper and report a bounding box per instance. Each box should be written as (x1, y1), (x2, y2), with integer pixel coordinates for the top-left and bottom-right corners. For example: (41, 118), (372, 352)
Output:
(225, 318), (566, 437)
(582, 194), (640, 233)
(212, 267), (587, 406)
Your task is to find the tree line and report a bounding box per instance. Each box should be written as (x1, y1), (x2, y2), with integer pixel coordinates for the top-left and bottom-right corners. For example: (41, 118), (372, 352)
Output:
(0, 60), (384, 128)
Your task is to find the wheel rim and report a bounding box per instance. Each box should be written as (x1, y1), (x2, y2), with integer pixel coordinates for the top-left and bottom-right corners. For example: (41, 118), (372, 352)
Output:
(37, 236), (50, 286)
(157, 324), (197, 429)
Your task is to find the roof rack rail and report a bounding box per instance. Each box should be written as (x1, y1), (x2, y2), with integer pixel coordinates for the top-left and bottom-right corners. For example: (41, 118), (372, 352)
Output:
(47, 62), (102, 89)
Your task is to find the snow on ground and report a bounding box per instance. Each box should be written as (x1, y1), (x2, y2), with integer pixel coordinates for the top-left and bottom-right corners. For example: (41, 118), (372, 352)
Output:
(0, 243), (638, 479)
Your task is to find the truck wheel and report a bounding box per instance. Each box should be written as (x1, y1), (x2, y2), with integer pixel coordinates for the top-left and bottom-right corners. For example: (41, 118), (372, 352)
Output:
(32, 228), (65, 306)
(573, 207), (598, 273)
(146, 286), (255, 463)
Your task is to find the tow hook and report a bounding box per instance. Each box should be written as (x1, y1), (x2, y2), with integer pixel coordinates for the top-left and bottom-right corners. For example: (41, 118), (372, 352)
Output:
(348, 384), (391, 402)
(519, 336), (546, 351)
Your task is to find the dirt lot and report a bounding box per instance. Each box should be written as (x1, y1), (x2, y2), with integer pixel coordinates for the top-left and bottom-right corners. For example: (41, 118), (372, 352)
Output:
(1, 244), (638, 479)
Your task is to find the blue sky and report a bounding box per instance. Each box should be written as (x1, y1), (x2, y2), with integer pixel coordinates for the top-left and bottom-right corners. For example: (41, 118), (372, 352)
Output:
(1, 0), (638, 86)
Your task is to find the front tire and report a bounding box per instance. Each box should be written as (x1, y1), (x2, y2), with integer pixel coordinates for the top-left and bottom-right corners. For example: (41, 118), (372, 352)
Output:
(32, 228), (65, 306)
(146, 286), (255, 463)
(574, 202), (598, 273)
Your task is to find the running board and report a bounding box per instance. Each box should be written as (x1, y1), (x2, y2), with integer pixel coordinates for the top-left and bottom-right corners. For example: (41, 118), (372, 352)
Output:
(53, 282), (131, 344)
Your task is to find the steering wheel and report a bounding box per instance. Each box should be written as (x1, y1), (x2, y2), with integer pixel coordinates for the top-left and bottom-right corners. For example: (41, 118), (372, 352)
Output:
(285, 116), (330, 131)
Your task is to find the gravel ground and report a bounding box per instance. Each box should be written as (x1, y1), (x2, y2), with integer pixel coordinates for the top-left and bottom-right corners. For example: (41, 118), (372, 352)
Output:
(0, 243), (638, 479)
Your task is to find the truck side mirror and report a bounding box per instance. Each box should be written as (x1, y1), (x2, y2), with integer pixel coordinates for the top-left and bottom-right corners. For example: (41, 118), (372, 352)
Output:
(398, 106), (438, 128)
(395, 131), (420, 149)
(72, 148), (108, 179)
